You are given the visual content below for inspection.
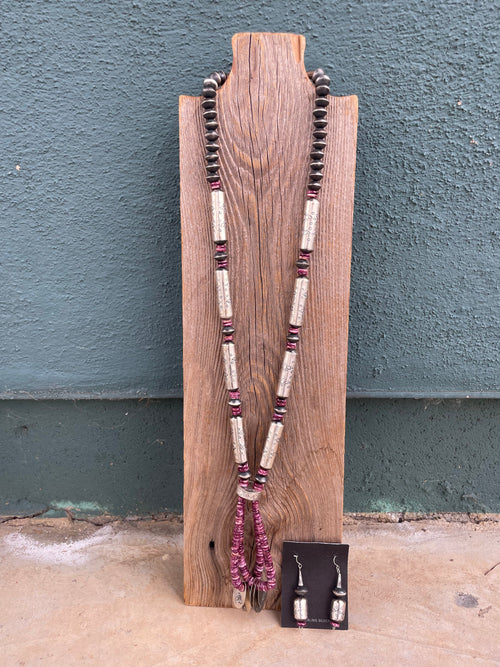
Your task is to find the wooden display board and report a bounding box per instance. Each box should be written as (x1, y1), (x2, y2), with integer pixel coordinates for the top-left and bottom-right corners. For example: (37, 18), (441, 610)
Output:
(180, 32), (357, 609)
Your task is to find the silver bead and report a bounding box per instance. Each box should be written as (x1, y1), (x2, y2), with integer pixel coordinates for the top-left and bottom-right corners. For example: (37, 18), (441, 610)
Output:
(330, 598), (346, 623)
(293, 596), (308, 621)
(230, 416), (247, 464)
(222, 342), (238, 390)
(290, 276), (309, 327)
(277, 350), (297, 398)
(300, 197), (319, 251)
(211, 189), (226, 242)
(236, 485), (262, 501)
(215, 268), (232, 319)
(259, 420), (284, 470)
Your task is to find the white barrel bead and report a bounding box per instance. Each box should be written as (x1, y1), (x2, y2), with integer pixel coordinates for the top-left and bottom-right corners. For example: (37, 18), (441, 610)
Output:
(230, 416), (247, 464)
(222, 342), (238, 390)
(215, 268), (232, 319)
(211, 189), (226, 242)
(300, 197), (319, 251)
(277, 350), (297, 398)
(260, 420), (284, 470)
(290, 276), (309, 327)
(294, 597), (308, 622)
(331, 598), (346, 623)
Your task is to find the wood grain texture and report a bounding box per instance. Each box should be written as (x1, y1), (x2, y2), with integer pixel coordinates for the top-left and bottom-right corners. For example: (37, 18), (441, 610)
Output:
(180, 32), (357, 609)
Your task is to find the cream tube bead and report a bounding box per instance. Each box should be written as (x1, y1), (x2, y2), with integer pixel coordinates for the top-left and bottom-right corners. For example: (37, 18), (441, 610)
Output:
(215, 268), (232, 319)
(277, 350), (297, 398)
(300, 197), (319, 251)
(294, 597), (308, 622)
(230, 416), (247, 464)
(222, 342), (238, 391)
(211, 189), (226, 242)
(290, 276), (309, 327)
(259, 420), (284, 470)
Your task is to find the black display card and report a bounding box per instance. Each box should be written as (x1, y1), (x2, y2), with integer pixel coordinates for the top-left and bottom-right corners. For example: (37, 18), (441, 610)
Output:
(281, 541), (349, 630)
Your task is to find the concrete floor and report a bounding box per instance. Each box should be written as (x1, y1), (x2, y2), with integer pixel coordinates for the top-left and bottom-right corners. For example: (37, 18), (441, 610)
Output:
(0, 515), (498, 666)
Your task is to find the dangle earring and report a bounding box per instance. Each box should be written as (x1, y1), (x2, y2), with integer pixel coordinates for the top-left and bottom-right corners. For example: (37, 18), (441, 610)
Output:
(330, 555), (347, 628)
(293, 555), (308, 628)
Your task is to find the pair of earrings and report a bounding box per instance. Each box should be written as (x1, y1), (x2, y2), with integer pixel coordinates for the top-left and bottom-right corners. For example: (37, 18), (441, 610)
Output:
(293, 554), (347, 629)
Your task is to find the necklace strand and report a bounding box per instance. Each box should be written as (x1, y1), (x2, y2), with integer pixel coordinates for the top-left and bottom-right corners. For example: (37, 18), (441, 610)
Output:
(201, 67), (331, 598)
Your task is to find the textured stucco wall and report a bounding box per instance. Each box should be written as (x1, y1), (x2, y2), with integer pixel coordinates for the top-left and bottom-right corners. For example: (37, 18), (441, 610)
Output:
(1, 399), (498, 516)
(1, 0), (498, 398)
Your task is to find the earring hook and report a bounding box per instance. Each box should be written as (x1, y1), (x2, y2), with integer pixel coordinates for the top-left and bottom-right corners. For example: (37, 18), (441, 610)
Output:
(294, 554), (302, 569)
(333, 555), (341, 575)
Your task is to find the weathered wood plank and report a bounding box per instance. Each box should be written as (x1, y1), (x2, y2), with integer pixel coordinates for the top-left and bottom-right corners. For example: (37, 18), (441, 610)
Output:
(180, 32), (357, 609)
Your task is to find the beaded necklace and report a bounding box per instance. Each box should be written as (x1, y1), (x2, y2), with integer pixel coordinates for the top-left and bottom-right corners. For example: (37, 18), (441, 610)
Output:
(201, 67), (331, 609)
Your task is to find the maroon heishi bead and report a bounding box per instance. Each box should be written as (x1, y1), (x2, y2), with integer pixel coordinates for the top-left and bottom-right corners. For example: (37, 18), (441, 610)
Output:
(216, 243), (227, 253)
(307, 190), (318, 198)
(297, 621), (307, 628)
(288, 326), (300, 335)
(210, 181), (221, 190)
(286, 341), (297, 350)
(231, 406), (242, 416)
(217, 259), (228, 268)
(276, 397), (287, 407)
(229, 390), (240, 400)
(222, 318), (232, 327)
(299, 251), (310, 261)
(223, 334), (234, 342)
(272, 413), (284, 421)
(297, 268), (308, 277)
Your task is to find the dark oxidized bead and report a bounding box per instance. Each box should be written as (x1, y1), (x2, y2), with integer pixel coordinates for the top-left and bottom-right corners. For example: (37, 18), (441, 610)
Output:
(228, 398), (241, 407)
(311, 150), (324, 160)
(308, 182), (322, 191)
(255, 473), (268, 484)
(274, 404), (287, 414)
(206, 164), (220, 173)
(215, 251), (227, 261)
(205, 143), (219, 152)
(295, 258), (309, 269)
(238, 469), (251, 480)
(313, 108), (328, 118)
(294, 585), (308, 596)
(315, 74), (331, 87)
(210, 72), (222, 85)
(287, 333), (300, 343)
(309, 171), (324, 181)
(216, 70), (227, 84)
(205, 120), (219, 131)
(313, 140), (327, 150)
(205, 153), (219, 162)
(202, 87), (216, 98)
(311, 161), (324, 171)
(313, 118), (328, 128)
(313, 129), (328, 139)
(222, 324), (234, 334)
(206, 174), (221, 183)
(311, 68), (325, 83)
(205, 131), (219, 142)
(203, 78), (218, 90)
(316, 84), (330, 97)
(203, 109), (217, 120)
(315, 97), (329, 107)
(201, 98), (216, 109)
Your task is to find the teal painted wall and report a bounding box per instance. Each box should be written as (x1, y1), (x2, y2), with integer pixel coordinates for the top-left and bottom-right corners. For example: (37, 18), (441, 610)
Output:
(1, 2), (498, 515)
(1, 399), (498, 517)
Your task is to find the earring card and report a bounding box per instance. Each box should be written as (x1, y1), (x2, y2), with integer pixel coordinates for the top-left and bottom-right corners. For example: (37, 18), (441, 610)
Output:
(281, 541), (349, 630)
